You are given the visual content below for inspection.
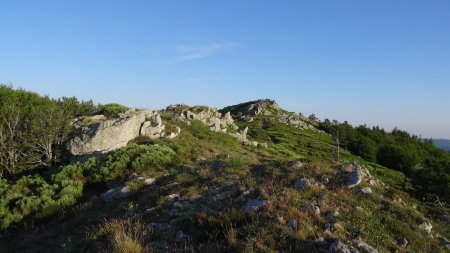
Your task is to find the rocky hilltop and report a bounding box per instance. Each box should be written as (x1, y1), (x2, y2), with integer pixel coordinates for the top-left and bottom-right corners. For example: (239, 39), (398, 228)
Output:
(1, 98), (449, 253)
(221, 99), (316, 129)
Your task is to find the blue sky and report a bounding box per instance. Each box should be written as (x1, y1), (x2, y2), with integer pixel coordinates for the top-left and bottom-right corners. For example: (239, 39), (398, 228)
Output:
(1, 1), (449, 138)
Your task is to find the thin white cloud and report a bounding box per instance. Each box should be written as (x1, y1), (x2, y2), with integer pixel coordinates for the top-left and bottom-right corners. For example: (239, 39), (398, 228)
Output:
(170, 42), (238, 63)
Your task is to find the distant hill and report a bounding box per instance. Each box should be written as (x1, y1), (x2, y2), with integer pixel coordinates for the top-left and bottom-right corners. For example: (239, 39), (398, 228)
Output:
(433, 139), (450, 152)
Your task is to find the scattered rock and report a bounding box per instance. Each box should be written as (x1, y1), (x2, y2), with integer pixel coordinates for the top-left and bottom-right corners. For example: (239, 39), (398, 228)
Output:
(167, 126), (181, 139)
(344, 163), (371, 189)
(439, 214), (450, 225)
(166, 193), (180, 201)
(144, 207), (158, 214)
(439, 237), (450, 249)
(259, 142), (268, 148)
(301, 204), (321, 216)
(333, 221), (345, 231)
(325, 210), (340, 221)
(329, 240), (358, 253)
(288, 161), (303, 169)
(361, 187), (373, 194)
(101, 185), (132, 202)
(241, 199), (268, 212)
(143, 178), (156, 185)
(397, 237), (408, 247)
(353, 238), (379, 253)
(150, 223), (170, 231)
(419, 222), (433, 234)
(175, 230), (189, 242)
(287, 219), (298, 235)
(293, 178), (311, 189)
(347, 170), (363, 188)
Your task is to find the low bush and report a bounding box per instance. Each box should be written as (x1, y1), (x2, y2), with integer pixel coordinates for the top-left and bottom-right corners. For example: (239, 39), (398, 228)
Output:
(98, 103), (129, 118)
(0, 144), (175, 229)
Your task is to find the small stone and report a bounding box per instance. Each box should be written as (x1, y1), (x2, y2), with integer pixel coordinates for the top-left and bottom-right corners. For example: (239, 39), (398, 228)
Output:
(144, 207), (157, 214)
(333, 221), (345, 231)
(301, 204), (321, 216)
(166, 193), (180, 200)
(150, 223), (170, 231)
(101, 185), (132, 202)
(439, 214), (450, 225)
(440, 238), (450, 249)
(288, 161), (303, 169)
(325, 210), (340, 221)
(287, 219), (298, 235)
(293, 178), (311, 189)
(397, 237), (408, 247)
(143, 178), (156, 185)
(361, 187), (373, 194)
(419, 222), (433, 234)
(175, 230), (189, 242)
(241, 199), (268, 212)
(353, 238), (379, 253)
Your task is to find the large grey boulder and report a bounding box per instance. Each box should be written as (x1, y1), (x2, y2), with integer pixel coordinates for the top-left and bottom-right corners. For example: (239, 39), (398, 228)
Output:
(67, 109), (168, 156)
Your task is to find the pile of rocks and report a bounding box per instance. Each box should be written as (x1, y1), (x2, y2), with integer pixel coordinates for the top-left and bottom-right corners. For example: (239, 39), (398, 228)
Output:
(174, 107), (237, 132)
(173, 106), (267, 147)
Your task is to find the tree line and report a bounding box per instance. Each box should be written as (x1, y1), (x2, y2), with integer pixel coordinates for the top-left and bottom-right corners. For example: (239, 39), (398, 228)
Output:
(319, 119), (450, 202)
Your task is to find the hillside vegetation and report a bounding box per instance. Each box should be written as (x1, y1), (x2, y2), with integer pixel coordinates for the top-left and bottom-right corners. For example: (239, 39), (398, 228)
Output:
(0, 86), (449, 252)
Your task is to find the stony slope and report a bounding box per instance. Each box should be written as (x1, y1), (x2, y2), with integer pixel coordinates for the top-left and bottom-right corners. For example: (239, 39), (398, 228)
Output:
(0, 100), (449, 253)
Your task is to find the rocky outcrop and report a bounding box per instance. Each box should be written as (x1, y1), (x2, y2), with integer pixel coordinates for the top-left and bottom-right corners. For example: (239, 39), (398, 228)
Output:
(67, 109), (175, 156)
(221, 99), (316, 130)
(174, 107), (238, 132)
(171, 106), (267, 147)
(221, 99), (280, 116)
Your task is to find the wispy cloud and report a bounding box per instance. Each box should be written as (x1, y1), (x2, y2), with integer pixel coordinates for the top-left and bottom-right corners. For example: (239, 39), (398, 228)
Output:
(170, 42), (238, 63)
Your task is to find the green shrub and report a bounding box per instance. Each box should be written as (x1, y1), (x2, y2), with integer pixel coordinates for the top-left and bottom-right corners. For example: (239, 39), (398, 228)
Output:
(0, 145), (175, 229)
(98, 103), (129, 118)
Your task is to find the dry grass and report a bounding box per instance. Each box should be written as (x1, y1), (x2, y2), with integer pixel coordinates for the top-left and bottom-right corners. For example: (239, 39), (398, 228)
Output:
(223, 224), (238, 246)
(100, 218), (151, 253)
